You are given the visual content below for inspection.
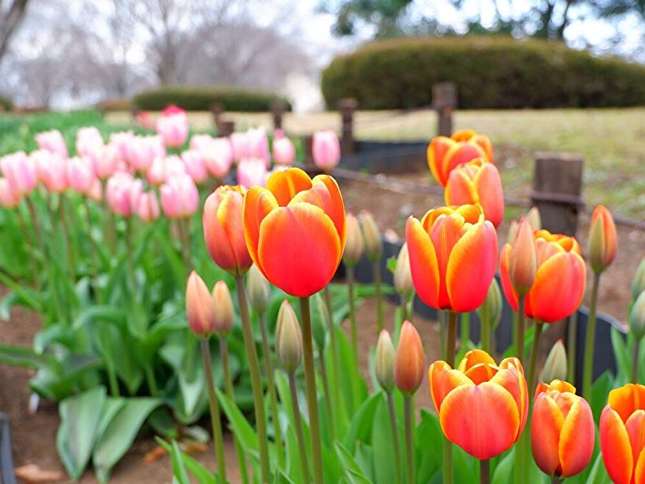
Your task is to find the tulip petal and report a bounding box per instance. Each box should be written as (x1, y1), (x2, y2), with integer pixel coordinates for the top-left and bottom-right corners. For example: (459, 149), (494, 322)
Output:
(500, 244), (519, 311)
(443, 142), (485, 184)
(405, 217), (440, 308)
(430, 213), (465, 308)
(428, 361), (472, 412)
(257, 203), (340, 297)
(626, 410), (645, 470)
(531, 393), (564, 476)
(474, 162), (504, 227)
(446, 220), (498, 312)
(528, 252), (586, 322)
(559, 397), (595, 477)
(600, 406), (634, 484)
(635, 447), (645, 484)
(243, 187), (279, 268)
(440, 381), (520, 460)
(492, 358), (529, 434)
(458, 349), (496, 373)
(266, 167), (312, 206)
(608, 383), (645, 423)
(427, 137), (455, 186)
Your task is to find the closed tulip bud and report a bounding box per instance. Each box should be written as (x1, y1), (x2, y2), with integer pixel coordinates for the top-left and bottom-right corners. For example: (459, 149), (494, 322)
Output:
(394, 321), (425, 394)
(629, 291), (645, 341)
(588, 205), (617, 274)
(376, 330), (396, 393)
(526, 207), (541, 231)
(343, 213), (364, 266)
(509, 219), (537, 296)
(540, 340), (568, 382)
(275, 300), (303, 373)
(359, 211), (382, 262)
(212, 281), (234, 334)
(186, 272), (216, 337)
(394, 243), (413, 297)
(477, 278), (502, 329)
(532, 380), (595, 477)
(631, 259), (645, 301)
(312, 130), (341, 171)
(247, 264), (270, 314)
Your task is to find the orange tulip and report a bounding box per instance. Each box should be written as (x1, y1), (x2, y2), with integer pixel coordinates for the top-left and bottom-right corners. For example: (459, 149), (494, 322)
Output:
(243, 167), (346, 297)
(405, 204), (498, 312)
(588, 205), (617, 274)
(531, 380), (595, 478)
(429, 349), (528, 460)
(500, 229), (586, 322)
(600, 383), (645, 484)
(394, 321), (425, 394)
(444, 158), (504, 227)
(186, 271), (216, 337)
(203, 185), (252, 275)
(427, 130), (493, 186)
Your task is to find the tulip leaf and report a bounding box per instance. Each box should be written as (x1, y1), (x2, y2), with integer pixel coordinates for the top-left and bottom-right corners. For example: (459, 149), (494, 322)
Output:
(335, 442), (372, 484)
(169, 440), (190, 484)
(610, 328), (629, 385)
(491, 448), (514, 484)
(156, 438), (218, 483)
(342, 393), (381, 453)
(372, 395), (397, 484)
(584, 453), (611, 484)
(590, 371), (613, 423)
(415, 410), (443, 482)
(216, 389), (260, 457)
(56, 386), (107, 479)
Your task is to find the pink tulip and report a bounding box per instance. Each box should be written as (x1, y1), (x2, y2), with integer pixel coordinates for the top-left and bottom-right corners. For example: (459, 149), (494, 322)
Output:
(230, 132), (250, 162)
(127, 135), (165, 172)
(87, 179), (103, 201)
(32, 150), (67, 193)
(67, 157), (96, 195)
(237, 158), (268, 188)
(0, 152), (38, 196)
(109, 132), (135, 160)
(0, 178), (20, 207)
(135, 111), (156, 130)
(147, 155), (186, 186)
(36, 130), (68, 158)
(136, 191), (160, 222)
(76, 127), (104, 159)
(247, 128), (270, 163)
(106, 173), (142, 217)
(93, 144), (119, 180)
(160, 174), (199, 219)
(191, 135), (233, 178)
(156, 107), (189, 148)
(181, 150), (209, 184)
(272, 131), (295, 165)
(312, 130), (341, 171)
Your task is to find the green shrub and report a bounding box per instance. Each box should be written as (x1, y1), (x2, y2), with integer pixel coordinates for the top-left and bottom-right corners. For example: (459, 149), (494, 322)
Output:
(0, 95), (13, 112)
(321, 37), (645, 109)
(132, 85), (291, 112)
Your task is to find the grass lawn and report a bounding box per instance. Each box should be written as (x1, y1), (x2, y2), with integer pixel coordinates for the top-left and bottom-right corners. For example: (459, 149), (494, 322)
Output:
(8, 108), (644, 220)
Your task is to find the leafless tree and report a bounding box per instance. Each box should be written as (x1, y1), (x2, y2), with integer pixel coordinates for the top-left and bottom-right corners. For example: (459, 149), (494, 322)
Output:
(0, 0), (30, 62)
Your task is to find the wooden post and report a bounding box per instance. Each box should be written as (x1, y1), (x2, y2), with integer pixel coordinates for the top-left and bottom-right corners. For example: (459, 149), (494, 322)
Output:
(271, 100), (286, 131)
(432, 83), (457, 137)
(302, 134), (314, 166)
(210, 103), (224, 131)
(219, 120), (236, 137)
(531, 153), (584, 236)
(338, 98), (357, 155)
(129, 105), (140, 123)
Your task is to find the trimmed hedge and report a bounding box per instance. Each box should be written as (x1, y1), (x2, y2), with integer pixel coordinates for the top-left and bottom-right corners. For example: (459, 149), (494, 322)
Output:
(132, 85), (291, 112)
(0, 95), (13, 112)
(321, 37), (645, 109)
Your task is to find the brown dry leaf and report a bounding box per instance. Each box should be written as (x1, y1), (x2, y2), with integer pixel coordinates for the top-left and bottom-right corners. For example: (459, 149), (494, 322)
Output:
(143, 446), (167, 464)
(182, 441), (208, 455)
(15, 464), (64, 483)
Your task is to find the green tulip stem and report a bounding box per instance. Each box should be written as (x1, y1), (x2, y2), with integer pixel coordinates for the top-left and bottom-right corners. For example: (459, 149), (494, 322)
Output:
(317, 341), (336, 440)
(299, 296), (324, 484)
(200, 338), (226, 480)
(58, 194), (76, 280)
(632, 338), (641, 384)
(235, 276), (271, 483)
(583, 272), (601, 401)
(439, 311), (447, 360)
(386, 391), (403, 484)
(461, 312), (471, 349)
(480, 306), (492, 353)
(403, 394), (415, 484)
(258, 312), (285, 466)
(220, 336), (249, 484)
(288, 371), (311, 483)
(517, 297), (526, 362)
(442, 310), (458, 484)
(347, 265), (358, 359)
(527, 322), (544, 393)
(480, 459), (490, 484)
(566, 312), (578, 382)
(106, 359), (120, 397)
(323, 286), (344, 428)
(374, 258), (384, 333)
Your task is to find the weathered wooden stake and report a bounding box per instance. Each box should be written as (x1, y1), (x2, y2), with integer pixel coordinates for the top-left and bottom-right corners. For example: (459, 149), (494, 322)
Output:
(271, 100), (286, 131)
(531, 153), (584, 236)
(219, 120), (236, 137)
(338, 98), (357, 155)
(210, 103), (224, 131)
(432, 82), (457, 137)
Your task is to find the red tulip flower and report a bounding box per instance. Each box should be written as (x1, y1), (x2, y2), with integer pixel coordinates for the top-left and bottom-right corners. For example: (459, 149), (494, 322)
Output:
(243, 167), (346, 297)
(531, 380), (595, 478)
(429, 349), (528, 460)
(444, 158), (504, 227)
(427, 130), (493, 186)
(500, 229), (586, 322)
(405, 204), (498, 312)
(600, 383), (645, 484)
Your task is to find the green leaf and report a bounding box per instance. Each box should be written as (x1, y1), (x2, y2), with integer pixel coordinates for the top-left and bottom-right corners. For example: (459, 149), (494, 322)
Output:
(57, 387), (107, 479)
(217, 389), (260, 457)
(591, 372), (613, 423)
(491, 448), (514, 484)
(342, 393), (381, 453)
(0, 343), (57, 369)
(610, 329), (629, 385)
(92, 398), (161, 483)
(156, 438), (217, 483)
(169, 440), (190, 484)
(584, 452), (611, 484)
(335, 442), (372, 484)
(415, 410), (443, 482)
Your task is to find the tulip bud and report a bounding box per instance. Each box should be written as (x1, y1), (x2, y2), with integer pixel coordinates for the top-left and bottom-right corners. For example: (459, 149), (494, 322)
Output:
(376, 330), (396, 393)
(212, 281), (234, 334)
(629, 291), (645, 341)
(509, 219), (537, 296)
(588, 205), (617, 274)
(359, 211), (382, 262)
(247, 265), (270, 314)
(394, 321), (425, 394)
(394, 243), (413, 297)
(275, 300), (303, 373)
(526, 207), (541, 231)
(343, 213), (364, 266)
(540, 340), (568, 382)
(507, 220), (518, 245)
(631, 259), (645, 301)
(186, 271), (215, 337)
(477, 278), (502, 330)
